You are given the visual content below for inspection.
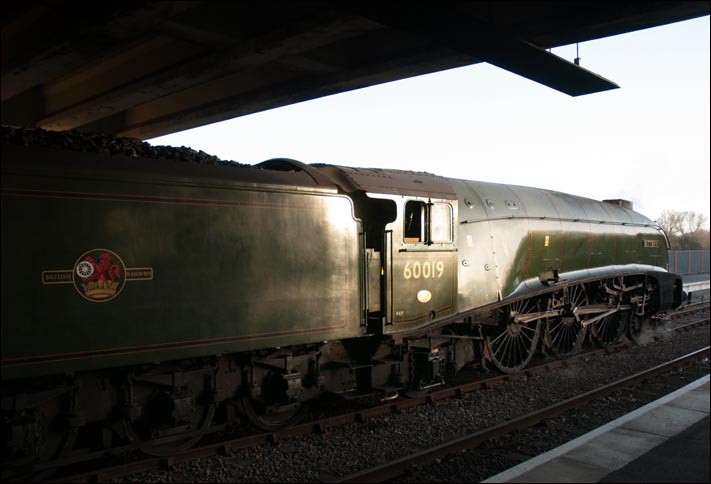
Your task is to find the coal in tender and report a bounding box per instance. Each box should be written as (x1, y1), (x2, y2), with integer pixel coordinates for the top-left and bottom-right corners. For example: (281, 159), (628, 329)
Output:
(0, 126), (245, 167)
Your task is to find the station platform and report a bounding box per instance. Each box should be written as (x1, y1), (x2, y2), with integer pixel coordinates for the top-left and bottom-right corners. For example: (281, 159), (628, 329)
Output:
(682, 273), (710, 305)
(483, 375), (710, 483)
(682, 273), (710, 285)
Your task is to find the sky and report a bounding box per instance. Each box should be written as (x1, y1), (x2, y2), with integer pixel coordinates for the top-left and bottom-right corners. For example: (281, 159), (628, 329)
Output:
(149, 16), (710, 229)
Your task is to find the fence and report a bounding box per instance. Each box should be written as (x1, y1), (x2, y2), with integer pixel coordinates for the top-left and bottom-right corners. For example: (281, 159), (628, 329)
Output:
(668, 250), (710, 275)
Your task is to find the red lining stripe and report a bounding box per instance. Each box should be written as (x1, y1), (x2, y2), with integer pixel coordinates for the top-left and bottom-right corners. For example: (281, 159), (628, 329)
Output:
(2, 190), (311, 211)
(2, 187), (308, 207)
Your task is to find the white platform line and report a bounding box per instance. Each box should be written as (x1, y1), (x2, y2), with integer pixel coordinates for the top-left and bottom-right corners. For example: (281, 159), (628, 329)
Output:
(482, 374), (710, 483)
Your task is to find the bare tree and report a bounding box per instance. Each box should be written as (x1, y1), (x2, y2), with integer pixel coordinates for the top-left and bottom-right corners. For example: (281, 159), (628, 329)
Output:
(657, 210), (710, 249)
(657, 210), (685, 238)
(684, 211), (708, 233)
(688, 229), (711, 249)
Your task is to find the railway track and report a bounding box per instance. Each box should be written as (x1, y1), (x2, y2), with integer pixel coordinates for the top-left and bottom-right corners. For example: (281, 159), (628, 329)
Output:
(672, 300), (709, 313)
(22, 304), (709, 483)
(332, 346), (710, 483)
(670, 301), (710, 320)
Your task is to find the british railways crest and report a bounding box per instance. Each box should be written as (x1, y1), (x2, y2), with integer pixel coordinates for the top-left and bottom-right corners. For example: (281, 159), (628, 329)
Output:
(73, 249), (126, 301)
(42, 248), (153, 302)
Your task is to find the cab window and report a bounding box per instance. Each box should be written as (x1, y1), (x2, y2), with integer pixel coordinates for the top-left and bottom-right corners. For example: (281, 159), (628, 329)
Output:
(404, 201), (425, 242)
(430, 203), (452, 243)
(404, 201), (452, 244)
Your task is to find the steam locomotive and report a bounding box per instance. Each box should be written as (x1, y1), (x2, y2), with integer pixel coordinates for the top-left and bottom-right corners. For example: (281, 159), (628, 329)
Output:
(1, 135), (682, 463)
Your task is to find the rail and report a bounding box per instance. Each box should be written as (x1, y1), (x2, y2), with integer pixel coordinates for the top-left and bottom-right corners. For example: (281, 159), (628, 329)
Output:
(332, 347), (711, 483)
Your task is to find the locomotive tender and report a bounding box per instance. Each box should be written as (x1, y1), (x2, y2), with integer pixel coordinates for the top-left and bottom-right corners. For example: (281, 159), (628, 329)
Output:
(1, 137), (682, 461)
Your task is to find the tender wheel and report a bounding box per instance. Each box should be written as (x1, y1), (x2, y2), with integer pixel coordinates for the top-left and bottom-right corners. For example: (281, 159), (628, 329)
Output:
(40, 421), (78, 463)
(545, 284), (589, 358)
(485, 298), (542, 373)
(122, 386), (215, 456)
(238, 397), (309, 432)
(1, 395), (80, 482)
(3, 397), (78, 463)
(122, 407), (214, 456)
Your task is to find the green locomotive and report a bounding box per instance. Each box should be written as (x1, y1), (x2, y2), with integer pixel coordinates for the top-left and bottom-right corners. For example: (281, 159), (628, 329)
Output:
(1, 138), (681, 463)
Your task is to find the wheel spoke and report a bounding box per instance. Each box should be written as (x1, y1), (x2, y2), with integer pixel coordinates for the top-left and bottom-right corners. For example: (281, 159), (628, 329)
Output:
(490, 327), (509, 346)
(549, 319), (565, 334)
(498, 334), (514, 360)
(519, 327), (534, 345)
(491, 332), (509, 358)
(514, 337), (524, 366)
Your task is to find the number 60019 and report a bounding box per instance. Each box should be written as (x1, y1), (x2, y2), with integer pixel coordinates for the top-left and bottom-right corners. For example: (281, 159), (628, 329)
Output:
(403, 261), (444, 279)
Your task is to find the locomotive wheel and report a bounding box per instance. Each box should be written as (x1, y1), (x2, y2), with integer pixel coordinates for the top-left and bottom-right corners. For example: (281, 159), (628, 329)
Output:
(591, 310), (629, 347)
(628, 314), (653, 344)
(628, 279), (661, 345)
(544, 285), (589, 358)
(238, 397), (309, 432)
(589, 280), (628, 347)
(485, 298), (542, 373)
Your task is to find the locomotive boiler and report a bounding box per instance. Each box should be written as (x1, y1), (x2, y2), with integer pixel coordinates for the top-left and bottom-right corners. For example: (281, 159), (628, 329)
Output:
(1, 133), (682, 464)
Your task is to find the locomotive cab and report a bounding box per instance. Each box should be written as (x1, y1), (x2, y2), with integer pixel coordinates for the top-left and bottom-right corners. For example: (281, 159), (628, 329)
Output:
(317, 164), (460, 333)
(317, 164), (462, 393)
(381, 195), (459, 332)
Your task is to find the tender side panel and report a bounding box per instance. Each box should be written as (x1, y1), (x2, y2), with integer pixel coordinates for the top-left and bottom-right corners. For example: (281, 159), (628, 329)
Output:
(1, 156), (362, 380)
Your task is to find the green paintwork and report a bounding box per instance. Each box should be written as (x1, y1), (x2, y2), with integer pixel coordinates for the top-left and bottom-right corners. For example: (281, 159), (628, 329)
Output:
(1, 147), (674, 380)
(1, 146), (362, 379)
(452, 178), (669, 311)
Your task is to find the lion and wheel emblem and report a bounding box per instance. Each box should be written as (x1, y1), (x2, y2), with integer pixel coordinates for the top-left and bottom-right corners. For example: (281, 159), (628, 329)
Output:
(41, 249), (153, 301)
(72, 249), (126, 302)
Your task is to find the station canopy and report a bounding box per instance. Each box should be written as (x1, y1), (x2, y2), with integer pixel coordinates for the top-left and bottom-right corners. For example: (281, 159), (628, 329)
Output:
(2, 2), (709, 140)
